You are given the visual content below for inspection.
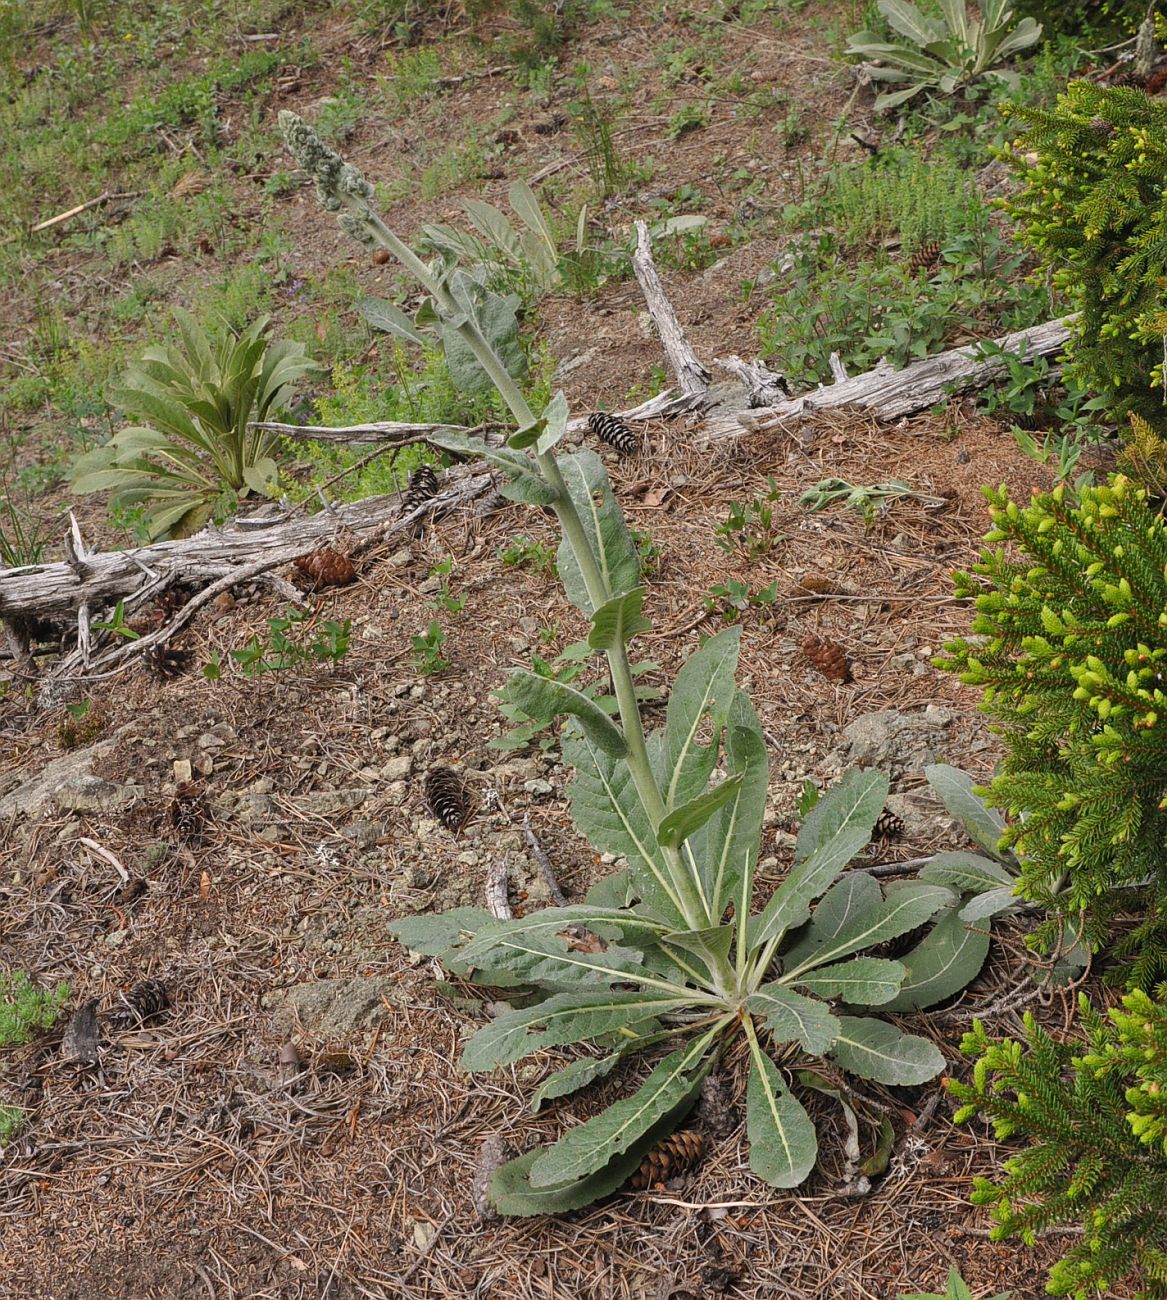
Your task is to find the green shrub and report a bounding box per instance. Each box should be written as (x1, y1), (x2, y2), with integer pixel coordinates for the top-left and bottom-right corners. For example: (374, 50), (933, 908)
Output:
(938, 475), (1167, 986)
(847, 0), (1042, 110)
(0, 972), (69, 1046)
(1000, 82), (1167, 430)
(950, 991), (1167, 1299)
(70, 311), (321, 539)
(0, 1105), (25, 1147)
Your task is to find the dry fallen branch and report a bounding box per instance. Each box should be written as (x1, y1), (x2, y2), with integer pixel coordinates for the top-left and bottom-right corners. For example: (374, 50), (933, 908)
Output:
(631, 219), (712, 398)
(0, 469), (497, 676)
(697, 315), (1077, 447)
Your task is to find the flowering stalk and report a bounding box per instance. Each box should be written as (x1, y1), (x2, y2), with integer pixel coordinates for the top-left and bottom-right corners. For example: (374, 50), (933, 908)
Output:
(276, 112), (686, 907)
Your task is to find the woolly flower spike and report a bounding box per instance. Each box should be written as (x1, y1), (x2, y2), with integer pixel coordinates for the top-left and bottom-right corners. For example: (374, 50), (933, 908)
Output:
(277, 111), (378, 246)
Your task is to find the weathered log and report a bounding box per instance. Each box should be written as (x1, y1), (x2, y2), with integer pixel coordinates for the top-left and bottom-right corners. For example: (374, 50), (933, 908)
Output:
(631, 219), (712, 397)
(696, 315), (1077, 447)
(0, 468), (494, 636)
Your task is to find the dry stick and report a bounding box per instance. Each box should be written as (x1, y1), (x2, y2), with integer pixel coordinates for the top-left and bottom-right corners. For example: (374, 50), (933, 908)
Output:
(485, 852), (513, 921)
(700, 315), (1077, 447)
(1, 469), (494, 628)
(631, 220), (712, 398)
(29, 190), (145, 233)
(522, 815), (568, 906)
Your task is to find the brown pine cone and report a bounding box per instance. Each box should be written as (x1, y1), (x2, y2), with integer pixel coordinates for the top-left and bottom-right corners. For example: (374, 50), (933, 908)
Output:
(629, 1129), (706, 1190)
(801, 634), (853, 684)
(905, 241), (941, 277)
(292, 548), (356, 590)
(168, 781), (210, 842)
(872, 807), (905, 848)
(425, 765), (469, 832)
(144, 642), (192, 680)
(108, 978), (170, 1029)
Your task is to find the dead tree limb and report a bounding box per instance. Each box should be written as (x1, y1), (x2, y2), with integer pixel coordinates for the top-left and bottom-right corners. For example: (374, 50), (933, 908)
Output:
(631, 219), (711, 397)
(0, 469), (495, 654)
(697, 315), (1076, 447)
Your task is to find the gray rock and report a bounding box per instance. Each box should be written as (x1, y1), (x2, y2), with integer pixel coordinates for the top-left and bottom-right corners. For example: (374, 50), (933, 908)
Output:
(342, 820), (384, 849)
(379, 755), (412, 782)
(272, 976), (401, 1038)
(843, 707), (955, 780)
(0, 741), (119, 819)
(53, 775), (144, 814)
(290, 789), (368, 817)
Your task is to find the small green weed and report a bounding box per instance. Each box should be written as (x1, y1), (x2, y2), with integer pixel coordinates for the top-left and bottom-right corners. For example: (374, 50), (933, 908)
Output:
(0, 972), (70, 1047)
(498, 534), (557, 576)
(703, 578), (778, 623)
(411, 620), (449, 674)
(230, 609), (352, 676)
(92, 599), (141, 641)
(799, 477), (918, 524)
(0, 1105), (25, 1147)
(713, 479), (784, 561)
(429, 557), (466, 613)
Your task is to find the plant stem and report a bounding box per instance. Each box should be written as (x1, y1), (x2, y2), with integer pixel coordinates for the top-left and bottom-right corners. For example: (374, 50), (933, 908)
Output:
(322, 155), (694, 919)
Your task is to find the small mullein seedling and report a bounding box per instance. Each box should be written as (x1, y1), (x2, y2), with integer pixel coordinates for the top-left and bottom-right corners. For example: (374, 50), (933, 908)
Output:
(411, 620), (449, 674)
(280, 112), (996, 1218)
(899, 1268), (1011, 1300)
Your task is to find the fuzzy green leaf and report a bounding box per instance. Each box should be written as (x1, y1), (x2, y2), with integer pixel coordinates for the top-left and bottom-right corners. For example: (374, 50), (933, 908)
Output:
(356, 296), (427, 346)
(784, 881), (956, 977)
(657, 775), (744, 850)
(793, 956), (907, 1006)
(460, 990), (683, 1071)
(505, 670), (628, 757)
(958, 887), (1016, 923)
(746, 1042), (818, 1187)
(555, 450), (640, 616)
(388, 907), (493, 956)
(924, 764), (1009, 859)
(919, 850), (1015, 894)
(565, 730), (688, 927)
(829, 1016), (944, 1085)
(654, 626), (742, 814)
(529, 1050), (624, 1111)
(883, 904), (991, 1012)
(588, 587), (651, 651)
(745, 984), (840, 1054)
(529, 1036), (714, 1187)
(704, 698), (769, 917)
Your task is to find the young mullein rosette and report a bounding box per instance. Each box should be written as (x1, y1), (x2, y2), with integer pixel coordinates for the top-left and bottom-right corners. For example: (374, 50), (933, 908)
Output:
(279, 114), (987, 1212)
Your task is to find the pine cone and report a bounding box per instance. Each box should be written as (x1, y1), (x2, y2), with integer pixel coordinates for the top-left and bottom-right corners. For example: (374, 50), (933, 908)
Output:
(292, 548), (356, 590)
(425, 765), (469, 832)
(144, 642), (192, 680)
(400, 464), (439, 529)
(108, 978), (170, 1029)
(905, 241), (941, 277)
(630, 1130), (706, 1190)
(801, 634), (853, 683)
(168, 781), (210, 842)
(471, 1134), (509, 1222)
(587, 412), (639, 455)
(795, 574), (841, 598)
(872, 807), (904, 848)
(533, 112), (568, 135)
(156, 585), (194, 617)
(697, 1072), (737, 1140)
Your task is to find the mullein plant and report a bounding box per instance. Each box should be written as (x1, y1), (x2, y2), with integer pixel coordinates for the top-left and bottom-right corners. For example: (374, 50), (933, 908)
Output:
(278, 113), (996, 1213)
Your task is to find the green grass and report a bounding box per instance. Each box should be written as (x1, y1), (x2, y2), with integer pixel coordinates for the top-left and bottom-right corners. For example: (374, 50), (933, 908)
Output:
(0, 972), (70, 1047)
